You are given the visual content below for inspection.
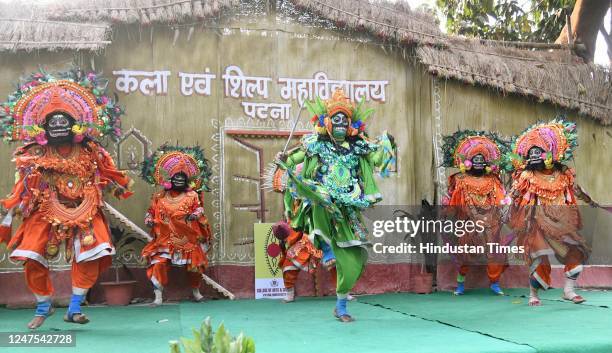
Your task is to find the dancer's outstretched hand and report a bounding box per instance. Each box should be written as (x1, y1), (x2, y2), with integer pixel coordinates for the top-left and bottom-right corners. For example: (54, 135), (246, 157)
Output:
(275, 152), (288, 165)
(186, 212), (199, 222)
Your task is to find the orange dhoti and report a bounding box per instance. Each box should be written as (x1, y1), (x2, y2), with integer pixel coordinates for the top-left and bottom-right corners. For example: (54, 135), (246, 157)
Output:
(446, 173), (508, 285)
(517, 214), (587, 289)
(280, 229), (322, 289)
(142, 190), (211, 290)
(8, 198), (117, 298)
(510, 169), (589, 289)
(458, 263), (507, 284)
(455, 228), (508, 283)
(146, 257), (203, 289)
(1, 142), (132, 299)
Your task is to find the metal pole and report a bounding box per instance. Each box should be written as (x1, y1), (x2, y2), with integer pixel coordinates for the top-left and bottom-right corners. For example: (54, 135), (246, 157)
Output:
(281, 103), (305, 154)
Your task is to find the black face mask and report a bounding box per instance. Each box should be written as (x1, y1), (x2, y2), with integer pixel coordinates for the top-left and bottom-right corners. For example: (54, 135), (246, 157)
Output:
(44, 112), (74, 145)
(526, 146), (545, 171)
(170, 172), (188, 191)
(467, 154), (486, 176)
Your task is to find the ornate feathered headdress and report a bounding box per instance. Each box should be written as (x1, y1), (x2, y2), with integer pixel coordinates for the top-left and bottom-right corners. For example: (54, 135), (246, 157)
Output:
(305, 89), (374, 137)
(141, 144), (212, 192)
(0, 68), (123, 144)
(508, 117), (578, 170)
(442, 130), (510, 173)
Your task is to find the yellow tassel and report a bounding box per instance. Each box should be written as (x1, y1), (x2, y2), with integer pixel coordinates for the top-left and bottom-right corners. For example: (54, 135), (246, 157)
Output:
(46, 243), (59, 257)
(27, 125), (45, 137)
(82, 235), (95, 246)
(545, 157), (553, 169)
(72, 125), (86, 135)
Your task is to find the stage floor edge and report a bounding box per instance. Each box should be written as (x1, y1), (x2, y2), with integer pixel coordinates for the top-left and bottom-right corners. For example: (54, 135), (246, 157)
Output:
(0, 288), (610, 353)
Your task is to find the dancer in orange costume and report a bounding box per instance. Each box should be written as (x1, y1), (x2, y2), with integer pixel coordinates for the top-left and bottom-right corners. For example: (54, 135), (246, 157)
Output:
(141, 144), (212, 305)
(271, 220), (322, 302)
(441, 130), (510, 295)
(272, 220), (352, 303)
(508, 118), (598, 306)
(0, 69), (133, 329)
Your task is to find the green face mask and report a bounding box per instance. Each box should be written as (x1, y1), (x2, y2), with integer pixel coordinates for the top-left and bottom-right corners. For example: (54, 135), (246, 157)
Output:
(330, 112), (349, 141)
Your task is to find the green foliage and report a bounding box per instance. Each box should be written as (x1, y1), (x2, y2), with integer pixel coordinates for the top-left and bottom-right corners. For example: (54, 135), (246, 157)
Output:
(304, 97), (326, 117)
(436, 0), (575, 42)
(170, 317), (256, 353)
(353, 98), (375, 123)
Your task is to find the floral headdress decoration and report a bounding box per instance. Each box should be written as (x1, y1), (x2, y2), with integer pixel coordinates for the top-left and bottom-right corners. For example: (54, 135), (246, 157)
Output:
(0, 68), (123, 144)
(141, 144), (212, 192)
(305, 89), (375, 137)
(508, 117), (578, 170)
(442, 130), (510, 174)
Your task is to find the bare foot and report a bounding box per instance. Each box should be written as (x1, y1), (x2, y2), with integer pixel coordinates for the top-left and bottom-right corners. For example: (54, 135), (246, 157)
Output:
(28, 316), (46, 330)
(528, 296), (541, 306)
(337, 314), (354, 323)
(27, 307), (54, 330)
(333, 308), (355, 323)
(324, 259), (336, 270)
(563, 294), (586, 304)
(63, 313), (90, 324)
(192, 296), (206, 303)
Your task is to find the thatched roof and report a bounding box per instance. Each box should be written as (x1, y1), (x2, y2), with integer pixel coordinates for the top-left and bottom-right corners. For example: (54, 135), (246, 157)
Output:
(0, 18), (111, 51)
(0, 0), (610, 124)
(417, 39), (610, 124)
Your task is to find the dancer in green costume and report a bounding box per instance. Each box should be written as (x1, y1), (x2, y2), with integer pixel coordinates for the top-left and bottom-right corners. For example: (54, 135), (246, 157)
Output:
(272, 89), (395, 322)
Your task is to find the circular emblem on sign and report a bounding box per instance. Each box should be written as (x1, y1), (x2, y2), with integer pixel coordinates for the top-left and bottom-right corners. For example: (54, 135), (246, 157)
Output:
(264, 226), (281, 276)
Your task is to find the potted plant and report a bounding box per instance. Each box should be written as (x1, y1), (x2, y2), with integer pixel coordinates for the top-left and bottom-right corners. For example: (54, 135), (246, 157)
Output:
(100, 259), (138, 306)
(170, 317), (255, 353)
(412, 264), (434, 294)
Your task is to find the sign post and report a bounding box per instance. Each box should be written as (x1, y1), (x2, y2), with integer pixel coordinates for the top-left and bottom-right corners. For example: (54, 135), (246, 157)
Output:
(254, 223), (287, 300)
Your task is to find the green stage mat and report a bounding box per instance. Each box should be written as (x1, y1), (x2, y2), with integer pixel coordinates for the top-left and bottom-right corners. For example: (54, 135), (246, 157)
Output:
(0, 290), (609, 353)
(360, 289), (612, 353)
(502, 288), (612, 308)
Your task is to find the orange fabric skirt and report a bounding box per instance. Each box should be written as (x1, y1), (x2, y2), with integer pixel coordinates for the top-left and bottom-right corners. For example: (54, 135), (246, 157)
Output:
(142, 217), (210, 274)
(8, 210), (114, 268)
